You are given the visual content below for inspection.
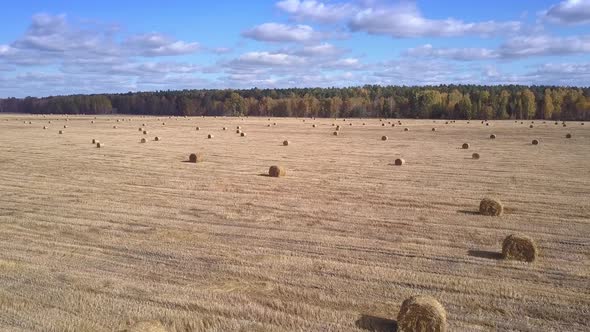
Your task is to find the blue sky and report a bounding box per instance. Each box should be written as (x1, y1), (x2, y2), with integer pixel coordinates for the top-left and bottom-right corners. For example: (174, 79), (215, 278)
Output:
(0, 0), (589, 97)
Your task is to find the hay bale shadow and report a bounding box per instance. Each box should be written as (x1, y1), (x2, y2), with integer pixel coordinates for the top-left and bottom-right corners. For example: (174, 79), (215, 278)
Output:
(258, 173), (271, 177)
(355, 314), (397, 332)
(457, 210), (480, 215)
(468, 250), (502, 260)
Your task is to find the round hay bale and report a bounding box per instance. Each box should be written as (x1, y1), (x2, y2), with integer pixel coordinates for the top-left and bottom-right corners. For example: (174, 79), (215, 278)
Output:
(472, 153), (480, 159)
(162, 122), (166, 125)
(486, 123), (490, 126)
(502, 234), (538, 262)
(188, 153), (204, 163)
(562, 123), (567, 127)
(142, 123), (146, 126)
(43, 126), (47, 129)
(566, 133), (572, 138)
(273, 122), (277, 126)
(581, 123), (584, 125)
(529, 125), (534, 128)
(124, 320), (167, 332)
(113, 125), (117, 129)
(462, 143), (469, 149)
(432, 128), (436, 131)
(283, 140), (289, 146)
(391, 124), (395, 127)
(63, 125), (68, 128)
(269, 165), (286, 177)
(140, 138), (147, 143)
(312, 124), (317, 128)
(479, 198), (503, 216)
(382, 123), (385, 126)
(490, 134), (496, 139)
(336, 125), (341, 131)
(240, 132), (246, 137)
(381, 136), (388, 141)
(143, 130), (148, 135)
(223, 127), (227, 130)
(59, 130), (64, 134)
(139, 127), (143, 131)
(362, 123), (366, 125)
(92, 139), (97, 144)
(333, 131), (339, 136)
(208, 134), (213, 139)
(332, 123), (335, 126)
(267, 124), (271, 127)
(96, 142), (103, 148)
(404, 128), (409, 132)
(154, 136), (160, 141)
(397, 295), (447, 332)
(236, 126), (241, 129)
(91, 120), (94, 124)
(532, 139), (539, 145)
(236, 129), (241, 134)
(394, 158), (405, 166)
(445, 121), (449, 125)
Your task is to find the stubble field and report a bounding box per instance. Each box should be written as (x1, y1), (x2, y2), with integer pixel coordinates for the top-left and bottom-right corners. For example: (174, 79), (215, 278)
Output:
(0, 114), (588, 332)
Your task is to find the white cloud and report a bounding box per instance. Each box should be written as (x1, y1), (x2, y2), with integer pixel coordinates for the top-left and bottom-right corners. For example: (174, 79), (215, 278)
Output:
(542, 0), (590, 25)
(405, 34), (590, 61)
(499, 34), (590, 57)
(292, 43), (345, 56)
(123, 33), (200, 56)
(233, 51), (307, 67)
(405, 44), (497, 61)
(242, 23), (320, 42)
(349, 2), (521, 38)
(276, 0), (357, 23)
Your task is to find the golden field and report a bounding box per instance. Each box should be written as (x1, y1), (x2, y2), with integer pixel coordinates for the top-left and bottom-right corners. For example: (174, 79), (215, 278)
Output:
(0, 114), (588, 331)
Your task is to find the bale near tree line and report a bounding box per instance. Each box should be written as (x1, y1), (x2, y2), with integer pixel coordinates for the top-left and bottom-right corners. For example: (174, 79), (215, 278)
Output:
(397, 295), (447, 332)
(502, 234), (538, 262)
(479, 198), (503, 216)
(269, 165), (286, 177)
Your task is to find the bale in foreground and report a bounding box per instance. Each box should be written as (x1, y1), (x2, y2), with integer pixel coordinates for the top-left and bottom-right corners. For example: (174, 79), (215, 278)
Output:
(188, 153), (204, 163)
(502, 234), (538, 262)
(397, 295), (447, 332)
(395, 158), (405, 166)
(269, 165), (286, 177)
(283, 140), (290, 146)
(479, 198), (503, 216)
(472, 153), (480, 159)
(462, 143), (469, 149)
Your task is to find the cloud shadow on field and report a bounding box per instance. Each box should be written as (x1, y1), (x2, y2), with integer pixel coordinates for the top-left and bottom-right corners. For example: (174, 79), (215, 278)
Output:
(355, 314), (397, 332)
(468, 249), (503, 260)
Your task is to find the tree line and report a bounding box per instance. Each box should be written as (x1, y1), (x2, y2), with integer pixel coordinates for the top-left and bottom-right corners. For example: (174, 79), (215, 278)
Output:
(1, 85), (588, 120)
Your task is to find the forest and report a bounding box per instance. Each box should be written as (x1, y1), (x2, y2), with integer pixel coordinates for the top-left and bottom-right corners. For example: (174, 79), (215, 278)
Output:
(1, 85), (588, 120)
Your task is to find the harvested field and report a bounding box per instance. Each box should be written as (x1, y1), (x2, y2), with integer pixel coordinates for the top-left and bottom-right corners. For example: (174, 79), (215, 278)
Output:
(0, 115), (589, 331)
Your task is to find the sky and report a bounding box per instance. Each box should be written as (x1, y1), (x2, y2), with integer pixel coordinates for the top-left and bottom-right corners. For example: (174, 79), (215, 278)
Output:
(0, 0), (589, 97)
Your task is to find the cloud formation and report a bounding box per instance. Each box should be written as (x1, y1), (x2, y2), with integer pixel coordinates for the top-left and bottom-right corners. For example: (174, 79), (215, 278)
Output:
(242, 23), (320, 42)
(349, 3), (521, 38)
(542, 0), (590, 25)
